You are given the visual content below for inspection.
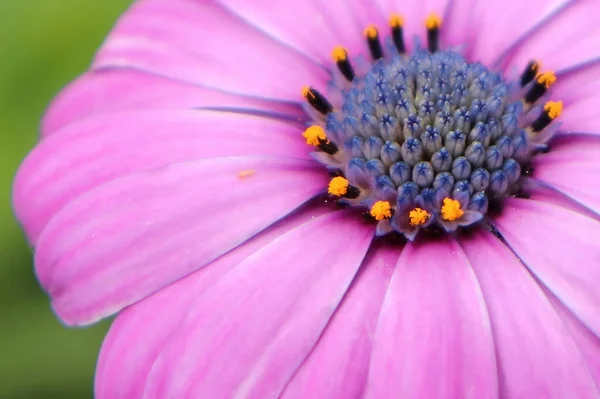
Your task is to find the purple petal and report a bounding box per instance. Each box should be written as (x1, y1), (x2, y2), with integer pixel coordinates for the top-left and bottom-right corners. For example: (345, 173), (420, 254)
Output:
(553, 59), (600, 134)
(442, 0), (477, 51)
(34, 156), (328, 325)
(495, 199), (600, 348)
(469, 0), (571, 66)
(555, 60), (600, 107)
(500, 1), (600, 74)
(544, 292), (600, 388)
(95, 201), (334, 399)
(42, 70), (303, 137)
(281, 241), (401, 399)
(531, 136), (600, 216)
(93, 0), (329, 101)
(218, 0), (382, 62)
(14, 110), (310, 244)
(141, 211), (374, 398)
(365, 237), (498, 398)
(461, 229), (599, 398)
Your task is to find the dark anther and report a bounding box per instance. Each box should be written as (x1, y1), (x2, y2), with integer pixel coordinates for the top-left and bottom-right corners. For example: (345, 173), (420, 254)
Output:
(524, 73), (555, 104)
(337, 59), (355, 81)
(344, 185), (361, 199)
(317, 138), (339, 155)
(389, 15), (406, 54)
(531, 101), (562, 132)
(520, 60), (540, 87)
(303, 86), (333, 115)
(365, 26), (384, 60)
(425, 15), (441, 53)
(427, 26), (439, 53)
(332, 47), (355, 82)
(524, 81), (547, 104)
(531, 110), (552, 132)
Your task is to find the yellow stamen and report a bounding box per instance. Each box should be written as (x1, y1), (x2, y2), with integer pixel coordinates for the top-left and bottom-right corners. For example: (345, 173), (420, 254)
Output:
(389, 13), (404, 28)
(544, 101), (563, 119)
(536, 71), (556, 88)
(425, 13), (442, 29)
(441, 198), (464, 221)
(409, 208), (430, 226)
(238, 169), (255, 179)
(302, 86), (315, 100)
(364, 25), (378, 39)
(302, 125), (328, 147)
(331, 46), (348, 62)
(370, 201), (392, 221)
(328, 176), (349, 196)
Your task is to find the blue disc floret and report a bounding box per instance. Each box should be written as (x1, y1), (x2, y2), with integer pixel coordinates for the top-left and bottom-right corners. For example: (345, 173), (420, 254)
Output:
(301, 13), (563, 240)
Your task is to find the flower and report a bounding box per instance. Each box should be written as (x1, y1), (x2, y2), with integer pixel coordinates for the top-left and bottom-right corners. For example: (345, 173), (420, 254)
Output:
(12, 0), (600, 397)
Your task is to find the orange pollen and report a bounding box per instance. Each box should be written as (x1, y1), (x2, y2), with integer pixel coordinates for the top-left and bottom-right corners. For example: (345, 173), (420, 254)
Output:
(328, 176), (349, 196)
(409, 208), (430, 226)
(364, 25), (378, 39)
(331, 46), (348, 62)
(544, 101), (563, 119)
(537, 71), (556, 88)
(370, 201), (392, 221)
(425, 13), (442, 29)
(302, 86), (315, 100)
(237, 169), (255, 179)
(302, 125), (328, 147)
(389, 13), (404, 28)
(441, 198), (464, 221)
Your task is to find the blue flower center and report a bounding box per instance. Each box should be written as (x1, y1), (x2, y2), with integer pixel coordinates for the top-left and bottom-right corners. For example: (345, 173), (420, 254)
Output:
(301, 15), (563, 241)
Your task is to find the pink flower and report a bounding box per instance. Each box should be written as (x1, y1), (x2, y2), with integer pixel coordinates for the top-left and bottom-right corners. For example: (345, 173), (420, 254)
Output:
(12, 0), (600, 397)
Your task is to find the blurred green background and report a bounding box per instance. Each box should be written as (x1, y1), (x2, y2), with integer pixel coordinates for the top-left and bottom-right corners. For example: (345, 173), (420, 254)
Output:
(0, 1), (130, 398)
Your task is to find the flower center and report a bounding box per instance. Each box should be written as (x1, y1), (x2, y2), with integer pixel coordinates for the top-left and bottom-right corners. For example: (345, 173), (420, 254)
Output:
(301, 13), (563, 241)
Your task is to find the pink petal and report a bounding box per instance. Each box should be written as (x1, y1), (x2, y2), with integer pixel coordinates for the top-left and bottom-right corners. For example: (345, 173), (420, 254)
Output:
(14, 110), (309, 244)
(442, 0), (477, 51)
(365, 237), (498, 399)
(544, 292), (600, 388)
(42, 69), (303, 137)
(468, 0), (571, 65)
(550, 60), (600, 134)
(142, 211), (374, 398)
(553, 59), (600, 133)
(95, 201), (334, 399)
(93, 0), (329, 100)
(217, 0), (370, 62)
(557, 102), (600, 135)
(554, 60), (600, 108)
(532, 136), (600, 215)
(281, 241), (401, 399)
(34, 156), (328, 325)
(461, 229), (599, 398)
(494, 199), (600, 346)
(221, 0), (452, 61)
(499, 1), (600, 74)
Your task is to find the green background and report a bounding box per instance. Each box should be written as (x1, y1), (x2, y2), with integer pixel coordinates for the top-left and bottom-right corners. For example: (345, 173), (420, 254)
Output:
(0, 1), (131, 397)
